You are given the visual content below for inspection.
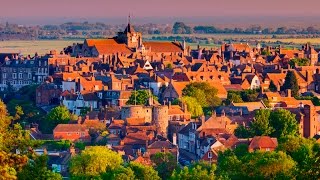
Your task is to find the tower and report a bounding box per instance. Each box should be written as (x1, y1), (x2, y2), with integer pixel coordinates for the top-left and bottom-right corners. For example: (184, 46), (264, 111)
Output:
(152, 105), (169, 137)
(117, 15), (142, 49)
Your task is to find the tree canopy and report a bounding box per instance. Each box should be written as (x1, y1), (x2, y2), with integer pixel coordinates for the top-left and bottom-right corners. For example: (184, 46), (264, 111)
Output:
(69, 146), (123, 178)
(151, 152), (177, 180)
(46, 106), (72, 133)
(182, 82), (221, 113)
(282, 70), (299, 97)
(176, 96), (203, 117)
(235, 109), (298, 138)
(126, 90), (158, 106)
(171, 161), (216, 180)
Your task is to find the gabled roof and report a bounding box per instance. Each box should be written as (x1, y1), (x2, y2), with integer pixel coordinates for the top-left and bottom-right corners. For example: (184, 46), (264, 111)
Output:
(249, 136), (278, 149)
(148, 140), (177, 149)
(231, 101), (266, 112)
(54, 124), (88, 132)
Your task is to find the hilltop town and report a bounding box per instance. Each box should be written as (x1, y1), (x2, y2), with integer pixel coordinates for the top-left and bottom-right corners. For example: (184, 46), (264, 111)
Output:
(1, 19), (320, 179)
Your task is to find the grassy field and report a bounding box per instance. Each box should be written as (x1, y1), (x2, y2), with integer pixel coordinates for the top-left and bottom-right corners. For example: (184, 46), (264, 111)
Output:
(0, 40), (82, 56)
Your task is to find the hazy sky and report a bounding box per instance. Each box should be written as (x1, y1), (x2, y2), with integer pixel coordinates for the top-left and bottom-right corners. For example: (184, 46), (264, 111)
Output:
(1, 0), (320, 24)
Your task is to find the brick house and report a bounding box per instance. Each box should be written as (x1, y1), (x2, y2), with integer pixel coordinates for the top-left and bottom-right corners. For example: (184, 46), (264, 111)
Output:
(36, 82), (61, 106)
(53, 124), (90, 142)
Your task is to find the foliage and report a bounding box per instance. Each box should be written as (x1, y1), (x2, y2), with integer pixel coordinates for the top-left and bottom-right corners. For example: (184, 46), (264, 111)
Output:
(101, 166), (135, 180)
(289, 58), (310, 68)
(269, 109), (299, 138)
(126, 90), (158, 106)
(251, 109), (274, 136)
(296, 95), (320, 106)
(269, 80), (277, 92)
(75, 142), (86, 151)
(277, 136), (320, 179)
(261, 49), (271, 56)
(46, 106), (72, 133)
(17, 155), (62, 180)
(234, 125), (252, 138)
(182, 82), (221, 109)
(225, 92), (243, 105)
(151, 152), (177, 180)
(128, 162), (161, 180)
(80, 107), (91, 116)
(69, 146), (123, 178)
(0, 99), (35, 179)
(172, 22), (192, 34)
(40, 140), (72, 151)
(235, 109), (298, 138)
(216, 149), (296, 179)
(166, 63), (173, 69)
(282, 70), (299, 97)
(178, 96), (203, 117)
(171, 161), (216, 180)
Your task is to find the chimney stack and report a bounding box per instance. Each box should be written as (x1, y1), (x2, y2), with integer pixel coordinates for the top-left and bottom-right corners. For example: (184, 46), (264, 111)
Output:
(286, 89), (291, 97)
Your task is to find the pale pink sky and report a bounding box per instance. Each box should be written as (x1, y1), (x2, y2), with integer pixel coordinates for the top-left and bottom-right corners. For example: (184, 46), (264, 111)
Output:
(2, 0), (320, 18)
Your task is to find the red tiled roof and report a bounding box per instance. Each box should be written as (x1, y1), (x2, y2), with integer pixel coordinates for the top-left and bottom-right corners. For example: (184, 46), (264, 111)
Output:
(53, 124), (88, 132)
(249, 136), (278, 149)
(143, 42), (183, 53)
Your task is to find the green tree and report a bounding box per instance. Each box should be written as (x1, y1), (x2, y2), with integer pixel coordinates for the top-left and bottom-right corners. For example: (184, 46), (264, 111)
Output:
(226, 92), (243, 104)
(251, 109), (274, 136)
(18, 155), (62, 180)
(151, 152), (177, 180)
(128, 162), (161, 180)
(179, 96), (203, 117)
(182, 82), (221, 108)
(269, 109), (299, 138)
(126, 90), (157, 106)
(217, 150), (296, 179)
(240, 151), (296, 179)
(234, 125), (252, 138)
(69, 146), (123, 178)
(277, 136), (320, 179)
(102, 166), (135, 180)
(282, 70), (299, 97)
(13, 105), (24, 122)
(269, 80), (277, 92)
(289, 58), (310, 68)
(171, 161), (216, 180)
(0, 99), (32, 179)
(46, 106), (72, 132)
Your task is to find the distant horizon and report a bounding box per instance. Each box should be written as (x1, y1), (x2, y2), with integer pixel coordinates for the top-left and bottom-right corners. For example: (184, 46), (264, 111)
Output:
(1, 15), (320, 26)
(2, 0), (320, 25)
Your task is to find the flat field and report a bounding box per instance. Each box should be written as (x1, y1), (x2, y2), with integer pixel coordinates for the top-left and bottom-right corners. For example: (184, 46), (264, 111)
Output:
(0, 40), (81, 56)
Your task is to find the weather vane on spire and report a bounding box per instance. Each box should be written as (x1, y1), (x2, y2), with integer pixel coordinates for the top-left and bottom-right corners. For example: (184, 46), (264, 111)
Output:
(128, 13), (131, 24)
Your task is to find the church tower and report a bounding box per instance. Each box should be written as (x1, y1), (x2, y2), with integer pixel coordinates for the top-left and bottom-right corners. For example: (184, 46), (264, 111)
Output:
(117, 15), (142, 49)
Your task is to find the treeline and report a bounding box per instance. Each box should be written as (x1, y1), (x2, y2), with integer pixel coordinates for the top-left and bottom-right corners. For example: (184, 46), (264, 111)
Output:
(173, 22), (320, 35)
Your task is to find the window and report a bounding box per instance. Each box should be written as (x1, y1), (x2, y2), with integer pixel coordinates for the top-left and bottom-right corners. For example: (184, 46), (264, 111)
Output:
(18, 80), (22, 85)
(28, 73), (32, 79)
(18, 73), (22, 79)
(266, 148), (270, 151)
(12, 73), (17, 79)
(3, 80), (7, 85)
(208, 152), (212, 158)
(3, 73), (6, 78)
(13, 80), (16, 85)
(67, 133), (71, 136)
